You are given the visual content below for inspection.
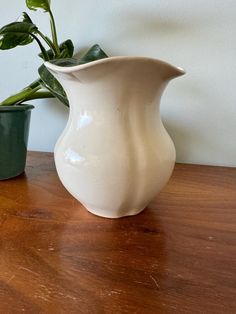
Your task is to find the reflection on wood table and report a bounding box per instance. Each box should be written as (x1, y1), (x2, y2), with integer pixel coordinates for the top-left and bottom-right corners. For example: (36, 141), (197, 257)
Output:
(0, 152), (235, 313)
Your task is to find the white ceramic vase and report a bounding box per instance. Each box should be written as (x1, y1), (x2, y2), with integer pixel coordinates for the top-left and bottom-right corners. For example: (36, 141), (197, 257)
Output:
(45, 57), (185, 218)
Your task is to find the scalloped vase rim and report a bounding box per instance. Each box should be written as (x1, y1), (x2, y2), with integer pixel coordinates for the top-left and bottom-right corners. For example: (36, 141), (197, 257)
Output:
(44, 56), (185, 76)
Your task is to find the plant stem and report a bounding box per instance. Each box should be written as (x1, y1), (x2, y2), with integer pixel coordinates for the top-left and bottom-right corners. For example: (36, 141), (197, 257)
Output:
(49, 10), (60, 55)
(28, 79), (41, 90)
(37, 30), (59, 57)
(30, 33), (49, 61)
(0, 85), (41, 106)
(25, 90), (55, 101)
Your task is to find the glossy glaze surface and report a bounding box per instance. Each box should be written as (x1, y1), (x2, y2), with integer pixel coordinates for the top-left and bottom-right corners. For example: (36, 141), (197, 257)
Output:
(0, 104), (34, 180)
(45, 57), (185, 218)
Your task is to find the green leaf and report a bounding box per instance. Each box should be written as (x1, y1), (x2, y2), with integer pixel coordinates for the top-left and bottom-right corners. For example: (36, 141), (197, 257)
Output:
(38, 39), (74, 60)
(17, 12), (34, 24)
(17, 12), (34, 45)
(47, 58), (79, 67)
(59, 40), (74, 58)
(78, 44), (108, 64)
(47, 44), (108, 66)
(0, 22), (37, 49)
(26, 0), (51, 12)
(38, 64), (69, 106)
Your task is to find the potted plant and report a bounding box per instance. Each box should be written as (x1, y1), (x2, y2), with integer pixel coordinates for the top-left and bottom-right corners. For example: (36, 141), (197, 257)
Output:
(0, 0), (108, 180)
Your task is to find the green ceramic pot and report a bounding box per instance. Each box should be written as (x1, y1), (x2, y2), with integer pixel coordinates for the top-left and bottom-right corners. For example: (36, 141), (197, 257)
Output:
(0, 104), (34, 180)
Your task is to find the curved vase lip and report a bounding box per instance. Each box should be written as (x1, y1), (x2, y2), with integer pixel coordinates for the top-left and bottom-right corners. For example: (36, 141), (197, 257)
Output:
(0, 104), (34, 112)
(44, 56), (186, 76)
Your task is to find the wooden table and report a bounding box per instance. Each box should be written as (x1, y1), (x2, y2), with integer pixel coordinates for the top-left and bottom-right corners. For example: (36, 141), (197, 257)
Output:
(0, 152), (235, 314)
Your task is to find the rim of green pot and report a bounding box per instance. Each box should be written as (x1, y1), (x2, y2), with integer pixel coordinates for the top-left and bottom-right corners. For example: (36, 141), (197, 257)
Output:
(0, 104), (34, 112)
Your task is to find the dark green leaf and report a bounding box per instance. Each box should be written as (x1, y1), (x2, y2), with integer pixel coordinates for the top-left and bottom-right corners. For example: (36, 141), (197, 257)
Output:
(0, 22), (37, 49)
(19, 35), (34, 46)
(17, 12), (34, 24)
(38, 64), (69, 106)
(26, 0), (51, 12)
(17, 13), (34, 45)
(78, 44), (108, 64)
(49, 58), (80, 67)
(59, 40), (74, 58)
(46, 44), (108, 67)
(38, 39), (74, 60)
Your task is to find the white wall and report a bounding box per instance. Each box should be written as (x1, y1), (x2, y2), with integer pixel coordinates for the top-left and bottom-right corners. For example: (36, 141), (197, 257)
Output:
(0, 0), (236, 166)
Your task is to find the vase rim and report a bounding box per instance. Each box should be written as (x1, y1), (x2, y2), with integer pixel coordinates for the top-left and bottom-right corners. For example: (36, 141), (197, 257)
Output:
(45, 56), (186, 76)
(0, 104), (34, 112)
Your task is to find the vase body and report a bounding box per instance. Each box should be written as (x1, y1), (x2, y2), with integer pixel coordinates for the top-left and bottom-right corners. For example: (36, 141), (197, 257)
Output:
(0, 104), (34, 180)
(45, 57), (185, 218)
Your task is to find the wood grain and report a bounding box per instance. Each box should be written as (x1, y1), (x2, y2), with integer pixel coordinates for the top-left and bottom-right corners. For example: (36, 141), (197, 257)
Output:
(0, 152), (235, 313)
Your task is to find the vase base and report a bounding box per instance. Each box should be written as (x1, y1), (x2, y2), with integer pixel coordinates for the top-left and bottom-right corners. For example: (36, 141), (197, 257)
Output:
(0, 170), (25, 181)
(83, 204), (146, 219)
